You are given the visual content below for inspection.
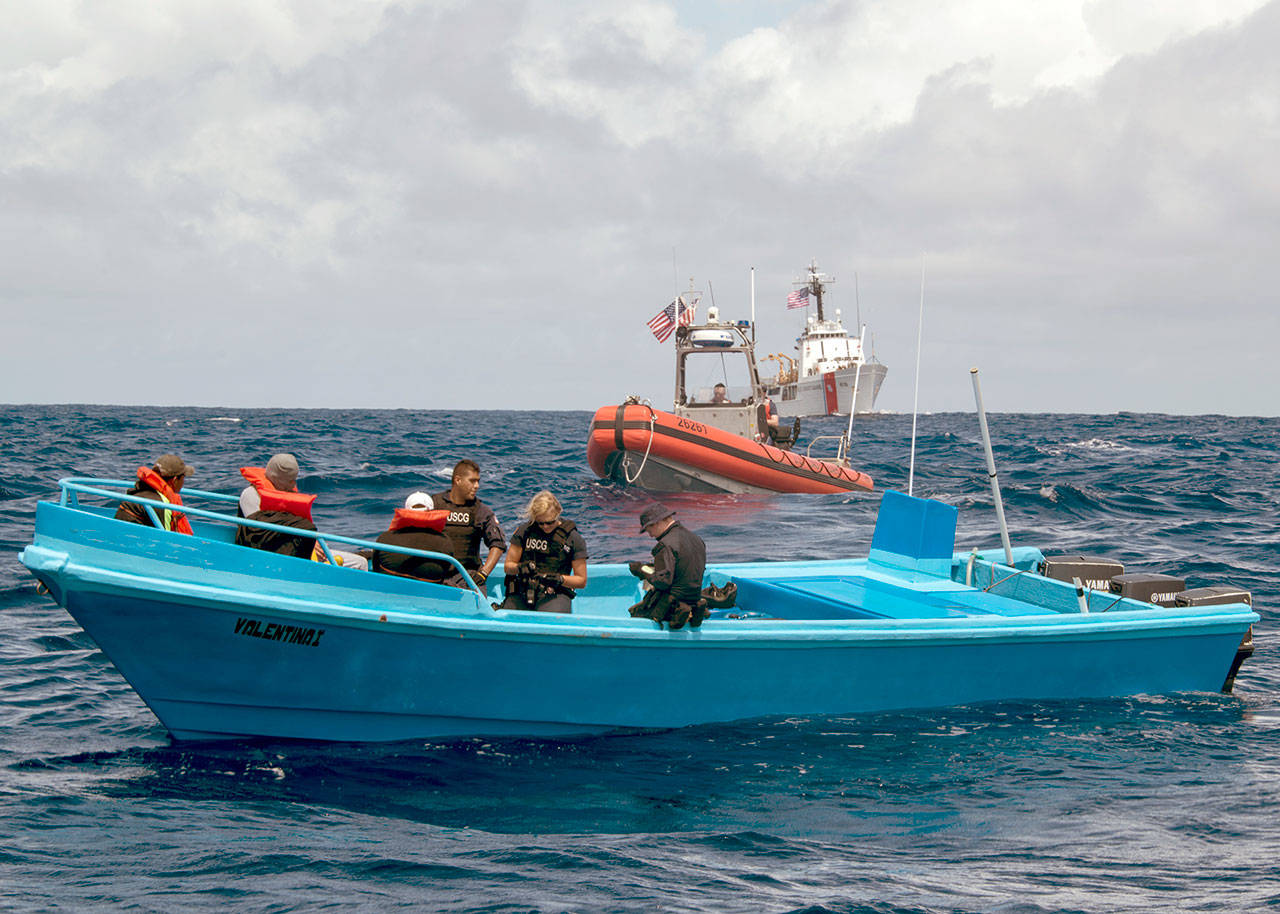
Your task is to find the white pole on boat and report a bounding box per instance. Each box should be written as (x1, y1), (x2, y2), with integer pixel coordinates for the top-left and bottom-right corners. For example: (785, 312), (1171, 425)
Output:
(839, 323), (866, 464)
(970, 367), (1013, 565)
(750, 266), (756, 342)
(907, 257), (925, 496)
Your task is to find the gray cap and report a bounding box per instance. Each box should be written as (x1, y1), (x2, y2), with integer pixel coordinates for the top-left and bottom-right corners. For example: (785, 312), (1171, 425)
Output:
(264, 453), (299, 489)
(639, 502), (675, 530)
(153, 454), (194, 479)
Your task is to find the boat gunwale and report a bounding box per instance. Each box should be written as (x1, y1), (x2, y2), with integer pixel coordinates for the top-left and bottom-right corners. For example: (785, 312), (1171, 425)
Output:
(23, 542), (1259, 647)
(27, 481), (1259, 646)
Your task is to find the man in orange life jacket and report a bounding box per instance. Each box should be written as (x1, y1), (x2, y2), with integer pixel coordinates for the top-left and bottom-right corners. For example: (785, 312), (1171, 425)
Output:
(113, 454), (195, 533)
(431, 458), (505, 588)
(372, 492), (463, 585)
(236, 453), (369, 569)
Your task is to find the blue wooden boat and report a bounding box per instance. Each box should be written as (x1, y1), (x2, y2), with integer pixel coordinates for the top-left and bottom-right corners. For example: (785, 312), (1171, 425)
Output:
(19, 479), (1257, 743)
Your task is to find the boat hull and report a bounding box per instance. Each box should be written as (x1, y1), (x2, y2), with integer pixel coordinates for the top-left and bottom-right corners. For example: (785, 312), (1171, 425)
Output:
(20, 503), (1257, 743)
(54, 586), (1249, 742)
(769, 361), (888, 417)
(586, 404), (873, 494)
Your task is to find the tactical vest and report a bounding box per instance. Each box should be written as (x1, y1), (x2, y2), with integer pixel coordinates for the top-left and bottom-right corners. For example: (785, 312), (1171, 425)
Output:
(436, 494), (483, 571)
(519, 519), (578, 577)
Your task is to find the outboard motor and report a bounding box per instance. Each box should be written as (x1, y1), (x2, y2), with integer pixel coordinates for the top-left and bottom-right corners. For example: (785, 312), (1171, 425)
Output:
(1038, 555), (1124, 591)
(1039, 556), (1254, 693)
(1176, 586), (1256, 692)
(1109, 572), (1186, 607)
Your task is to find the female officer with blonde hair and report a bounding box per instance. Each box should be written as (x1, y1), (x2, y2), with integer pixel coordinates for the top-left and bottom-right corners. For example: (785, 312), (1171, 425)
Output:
(499, 491), (588, 613)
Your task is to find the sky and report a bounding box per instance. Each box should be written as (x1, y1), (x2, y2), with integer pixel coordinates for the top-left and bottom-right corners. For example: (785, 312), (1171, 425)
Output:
(3, 0), (1277, 414)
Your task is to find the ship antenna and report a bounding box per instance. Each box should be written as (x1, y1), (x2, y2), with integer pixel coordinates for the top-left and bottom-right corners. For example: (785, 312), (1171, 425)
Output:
(812, 260), (825, 322)
(907, 255), (926, 497)
(750, 267), (756, 342)
(854, 270), (862, 329)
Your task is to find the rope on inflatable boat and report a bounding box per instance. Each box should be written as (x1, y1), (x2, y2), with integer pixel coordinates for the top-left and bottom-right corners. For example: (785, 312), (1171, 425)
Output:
(621, 398), (658, 485)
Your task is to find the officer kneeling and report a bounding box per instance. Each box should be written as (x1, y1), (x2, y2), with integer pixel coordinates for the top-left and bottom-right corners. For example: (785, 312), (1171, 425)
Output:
(629, 503), (708, 630)
(498, 491), (588, 613)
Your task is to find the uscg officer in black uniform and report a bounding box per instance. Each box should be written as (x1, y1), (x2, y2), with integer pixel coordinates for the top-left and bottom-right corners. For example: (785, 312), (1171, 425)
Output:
(630, 502), (707, 630)
(431, 458), (506, 588)
(499, 491), (588, 613)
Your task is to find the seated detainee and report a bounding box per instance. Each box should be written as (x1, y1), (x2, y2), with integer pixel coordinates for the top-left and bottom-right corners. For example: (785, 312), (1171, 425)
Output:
(711, 382), (730, 403)
(113, 454), (196, 535)
(236, 453), (368, 569)
(372, 493), (463, 586)
(762, 394), (793, 447)
(499, 491), (587, 613)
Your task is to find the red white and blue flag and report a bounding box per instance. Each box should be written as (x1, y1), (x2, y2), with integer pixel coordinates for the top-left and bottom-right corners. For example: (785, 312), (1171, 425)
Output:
(647, 299), (694, 342)
(787, 288), (810, 310)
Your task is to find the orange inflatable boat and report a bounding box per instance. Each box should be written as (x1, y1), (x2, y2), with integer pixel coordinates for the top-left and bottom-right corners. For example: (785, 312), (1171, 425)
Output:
(587, 403), (874, 494)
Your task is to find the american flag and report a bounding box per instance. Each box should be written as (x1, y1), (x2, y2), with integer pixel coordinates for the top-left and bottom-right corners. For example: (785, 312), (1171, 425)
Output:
(647, 299), (694, 342)
(786, 287), (810, 310)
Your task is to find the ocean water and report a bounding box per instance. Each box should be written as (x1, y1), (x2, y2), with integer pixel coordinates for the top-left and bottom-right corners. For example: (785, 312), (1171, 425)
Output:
(2, 405), (1278, 913)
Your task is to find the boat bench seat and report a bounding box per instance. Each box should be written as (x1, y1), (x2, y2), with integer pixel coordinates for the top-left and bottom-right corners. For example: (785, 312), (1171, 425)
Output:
(729, 574), (1058, 620)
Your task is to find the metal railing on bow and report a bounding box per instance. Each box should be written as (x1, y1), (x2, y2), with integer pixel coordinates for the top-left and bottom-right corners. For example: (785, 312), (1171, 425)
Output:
(56, 477), (488, 600)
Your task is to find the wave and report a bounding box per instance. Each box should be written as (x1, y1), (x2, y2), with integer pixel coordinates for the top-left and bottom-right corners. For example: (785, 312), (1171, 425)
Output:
(2, 406), (1279, 911)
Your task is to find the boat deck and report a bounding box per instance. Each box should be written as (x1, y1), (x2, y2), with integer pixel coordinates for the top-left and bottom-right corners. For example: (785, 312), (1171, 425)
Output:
(38, 492), (1223, 628)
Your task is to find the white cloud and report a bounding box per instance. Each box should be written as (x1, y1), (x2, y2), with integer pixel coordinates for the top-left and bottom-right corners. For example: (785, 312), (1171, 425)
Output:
(510, 0), (1273, 169)
(1, 0), (1277, 413)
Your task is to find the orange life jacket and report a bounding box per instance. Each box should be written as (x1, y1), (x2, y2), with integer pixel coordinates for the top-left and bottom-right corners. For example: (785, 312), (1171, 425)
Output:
(388, 508), (449, 533)
(134, 467), (194, 535)
(239, 466), (317, 521)
(239, 467), (337, 563)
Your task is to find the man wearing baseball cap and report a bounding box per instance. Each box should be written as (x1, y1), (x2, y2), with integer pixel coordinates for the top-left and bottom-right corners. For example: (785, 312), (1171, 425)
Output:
(113, 453), (195, 533)
(371, 492), (461, 585)
(236, 453), (368, 570)
(629, 502), (707, 630)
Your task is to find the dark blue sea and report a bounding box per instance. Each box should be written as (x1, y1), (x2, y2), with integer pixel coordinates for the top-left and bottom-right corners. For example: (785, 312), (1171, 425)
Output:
(2, 406), (1278, 913)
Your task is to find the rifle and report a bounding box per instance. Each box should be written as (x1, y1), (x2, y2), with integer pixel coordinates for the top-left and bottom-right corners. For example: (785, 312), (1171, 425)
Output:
(506, 561), (576, 608)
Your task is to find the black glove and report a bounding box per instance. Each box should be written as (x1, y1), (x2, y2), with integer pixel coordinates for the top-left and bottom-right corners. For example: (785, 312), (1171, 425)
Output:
(519, 560), (537, 577)
(534, 572), (566, 592)
(628, 561), (654, 580)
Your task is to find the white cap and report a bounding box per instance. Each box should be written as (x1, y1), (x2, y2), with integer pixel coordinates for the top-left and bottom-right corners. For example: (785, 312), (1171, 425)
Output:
(404, 491), (433, 510)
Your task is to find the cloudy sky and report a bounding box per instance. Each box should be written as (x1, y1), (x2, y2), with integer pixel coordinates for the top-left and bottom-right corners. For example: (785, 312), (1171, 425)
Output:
(3, 0), (1276, 414)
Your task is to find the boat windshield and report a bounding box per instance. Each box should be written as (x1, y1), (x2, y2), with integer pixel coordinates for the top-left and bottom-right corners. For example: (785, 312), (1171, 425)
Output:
(682, 350), (756, 405)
